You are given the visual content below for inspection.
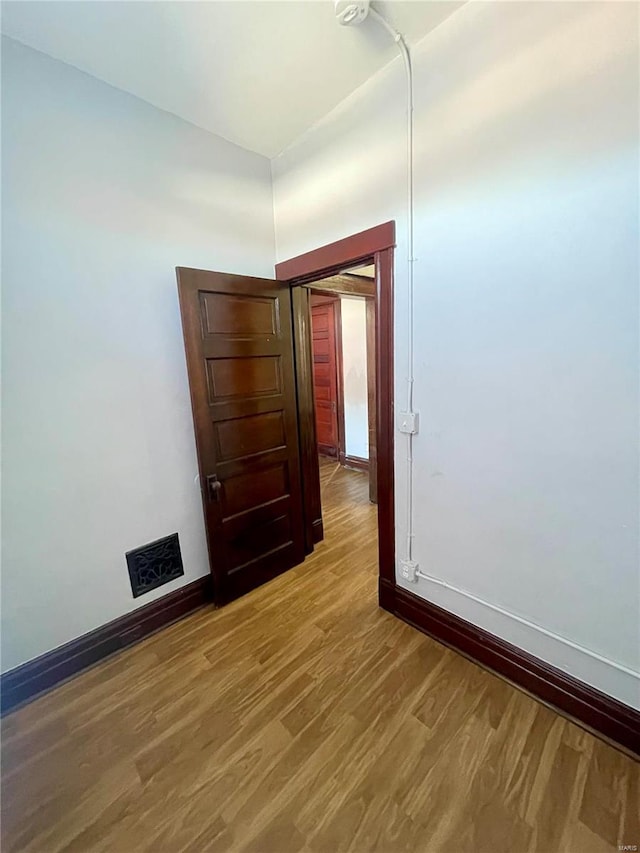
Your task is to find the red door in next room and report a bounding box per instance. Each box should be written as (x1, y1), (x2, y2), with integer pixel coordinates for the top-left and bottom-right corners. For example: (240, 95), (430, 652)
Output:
(311, 296), (340, 458)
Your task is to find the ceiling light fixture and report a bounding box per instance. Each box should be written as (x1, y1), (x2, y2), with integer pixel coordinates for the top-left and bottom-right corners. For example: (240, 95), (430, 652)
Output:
(334, 0), (370, 27)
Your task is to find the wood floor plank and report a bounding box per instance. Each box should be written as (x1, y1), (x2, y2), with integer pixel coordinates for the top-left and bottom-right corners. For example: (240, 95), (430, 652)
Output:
(1, 456), (637, 853)
(530, 741), (582, 852)
(579, 737), (640, 848)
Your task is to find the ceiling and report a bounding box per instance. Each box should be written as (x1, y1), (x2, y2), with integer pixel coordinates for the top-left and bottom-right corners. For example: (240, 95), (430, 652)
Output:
(346, 263), (376, 278)
(1, 1), (464, 158)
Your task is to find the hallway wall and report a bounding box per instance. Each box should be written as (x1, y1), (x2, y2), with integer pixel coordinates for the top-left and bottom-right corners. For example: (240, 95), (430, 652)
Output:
(340, 295), (369, 460)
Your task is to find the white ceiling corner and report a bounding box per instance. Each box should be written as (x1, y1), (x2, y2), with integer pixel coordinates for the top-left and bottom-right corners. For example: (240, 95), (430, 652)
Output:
(1, 1), (464, 158)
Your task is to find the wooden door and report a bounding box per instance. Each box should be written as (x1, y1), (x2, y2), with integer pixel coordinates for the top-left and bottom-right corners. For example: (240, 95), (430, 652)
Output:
(311, 298), (341, 457)
(176, 268), (306, 604)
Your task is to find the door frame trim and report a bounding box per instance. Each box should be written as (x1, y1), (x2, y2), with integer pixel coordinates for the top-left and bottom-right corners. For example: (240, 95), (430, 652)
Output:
(365, 296), (377, 503)
(276, 221), (395, 282)
(276, 221), (396, 591)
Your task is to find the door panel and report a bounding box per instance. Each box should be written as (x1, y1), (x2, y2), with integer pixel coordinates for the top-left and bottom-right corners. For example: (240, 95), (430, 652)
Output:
(176, 268), (305, 604)
(311, 299), (340, 457)
(223, 463), (289, 517)
(206, 356), (282, 400)
(200, 292), (278, 335)
(214, 411), (285, 461)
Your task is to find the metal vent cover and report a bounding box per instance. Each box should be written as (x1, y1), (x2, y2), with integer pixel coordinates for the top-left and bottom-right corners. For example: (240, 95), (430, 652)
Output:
(126, 533), (184, 598)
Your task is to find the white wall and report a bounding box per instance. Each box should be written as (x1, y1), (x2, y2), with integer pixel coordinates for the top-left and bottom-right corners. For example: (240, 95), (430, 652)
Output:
(1, 38), (276, 672)
(273, 3), (640, 708)
(340, 296), (369, 460)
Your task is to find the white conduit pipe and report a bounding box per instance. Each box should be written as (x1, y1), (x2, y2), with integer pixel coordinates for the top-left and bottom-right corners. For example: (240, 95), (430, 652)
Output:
(369, 7), (415, 561)
(368, 7), (416, 564)
(415, 568), (640, 678)
(363, 8), (640, 687)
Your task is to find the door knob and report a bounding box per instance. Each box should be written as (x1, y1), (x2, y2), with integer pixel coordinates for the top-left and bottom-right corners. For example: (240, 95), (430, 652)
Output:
(206, 474), (222, 501)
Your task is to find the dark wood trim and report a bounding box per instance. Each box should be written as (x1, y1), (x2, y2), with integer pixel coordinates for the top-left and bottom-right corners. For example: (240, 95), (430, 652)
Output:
(306, 275), (375, 298)
(382, 583), (640, 758)
(379, 577), (396, 612)
(343, 455), (369, 473)
(318, 444), (338, 458)
(1, 577), (213, 715)
(312, 518), (324, 543)
(308, 290), (339, 306)
(291, 286), (323, 552)
(333, 297), (346, 468)
(280, 224), (395, 591)
(365, 296), (377, 504)
(374, 247), (395, 586)
(276, 222), (395, 283)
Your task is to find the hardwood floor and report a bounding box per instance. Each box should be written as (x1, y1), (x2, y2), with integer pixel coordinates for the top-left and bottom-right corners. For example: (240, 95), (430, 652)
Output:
(2, 458), (638, 853)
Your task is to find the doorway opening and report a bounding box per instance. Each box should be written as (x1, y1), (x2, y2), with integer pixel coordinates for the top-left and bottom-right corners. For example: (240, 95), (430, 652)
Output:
(276, 222), (395, 606)
(307, 266), (377, 508)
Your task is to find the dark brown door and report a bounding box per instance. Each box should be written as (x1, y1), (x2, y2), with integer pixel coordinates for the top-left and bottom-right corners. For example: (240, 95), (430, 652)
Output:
(176, 268), (305, 604)
(311, 298), (340, 457)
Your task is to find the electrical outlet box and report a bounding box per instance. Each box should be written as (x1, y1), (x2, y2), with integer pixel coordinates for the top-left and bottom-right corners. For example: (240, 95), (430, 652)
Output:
(400, 560), (419, 582)
(398, 411), (419, 435)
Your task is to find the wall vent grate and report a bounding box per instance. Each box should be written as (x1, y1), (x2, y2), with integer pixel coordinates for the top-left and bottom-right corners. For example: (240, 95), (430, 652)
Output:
(126, 533), (184, 598)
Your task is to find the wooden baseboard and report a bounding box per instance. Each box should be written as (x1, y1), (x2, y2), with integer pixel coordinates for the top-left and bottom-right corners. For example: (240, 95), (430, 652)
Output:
(380, 581), (640, 757)
(343, 455), (369, 473)
(1, 576), (213, 714)
(379, 577), (396, 612)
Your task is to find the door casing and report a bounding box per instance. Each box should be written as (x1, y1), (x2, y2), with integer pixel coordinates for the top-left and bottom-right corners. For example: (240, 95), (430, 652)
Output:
(276, 222), (396, 600)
